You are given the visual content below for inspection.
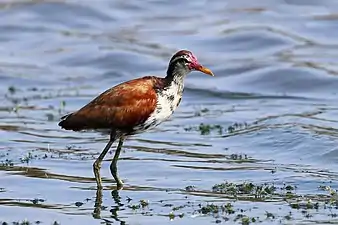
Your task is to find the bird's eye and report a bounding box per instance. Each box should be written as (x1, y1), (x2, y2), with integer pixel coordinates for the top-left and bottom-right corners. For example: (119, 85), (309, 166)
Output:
(181, 58), (189, 64)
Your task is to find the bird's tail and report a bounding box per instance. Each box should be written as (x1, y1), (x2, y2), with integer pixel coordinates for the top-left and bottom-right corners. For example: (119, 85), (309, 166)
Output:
(58, 113), (81, 131)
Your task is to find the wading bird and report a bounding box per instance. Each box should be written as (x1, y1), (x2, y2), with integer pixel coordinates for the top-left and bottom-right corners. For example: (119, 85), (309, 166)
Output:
(59, 50), (214, 189)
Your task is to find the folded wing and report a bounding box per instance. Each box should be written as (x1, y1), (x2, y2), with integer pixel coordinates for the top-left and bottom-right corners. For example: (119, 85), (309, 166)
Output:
(59, 76), (165, 132)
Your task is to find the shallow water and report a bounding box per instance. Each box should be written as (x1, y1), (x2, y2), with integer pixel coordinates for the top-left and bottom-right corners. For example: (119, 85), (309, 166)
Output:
(2, 0), (338, 224)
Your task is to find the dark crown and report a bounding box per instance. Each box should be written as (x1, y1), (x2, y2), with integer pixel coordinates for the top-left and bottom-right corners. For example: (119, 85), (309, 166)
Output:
(169, 50), (192, 64)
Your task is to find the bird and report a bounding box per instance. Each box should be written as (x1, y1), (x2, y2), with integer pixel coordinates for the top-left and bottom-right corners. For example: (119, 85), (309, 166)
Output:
(58, 50), (214, 189)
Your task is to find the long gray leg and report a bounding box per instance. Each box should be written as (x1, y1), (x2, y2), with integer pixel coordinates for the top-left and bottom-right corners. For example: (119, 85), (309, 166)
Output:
(110, 137), (125, 189)
(93, 131), (116, 189)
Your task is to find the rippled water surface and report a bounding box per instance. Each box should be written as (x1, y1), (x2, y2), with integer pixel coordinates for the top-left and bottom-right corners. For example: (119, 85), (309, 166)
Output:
(2, 0), (338, 224)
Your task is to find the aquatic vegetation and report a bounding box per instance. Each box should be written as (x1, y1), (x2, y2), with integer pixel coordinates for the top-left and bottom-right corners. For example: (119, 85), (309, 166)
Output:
(211, 181), (276, 199)
(2, 166), (338, 224)
(184, 122), (249, 135)
(185, 185), (196, 191)
(75, 201), (84, 207)
(20, 152), (35, 164)
(172, 204), (186, 211)
(199, 203), (219, 214)
(196, 202), (260, 224)
(2, 144), (338, 225)
(8, 86), (17, 95)
(198, 202), (235, 216)
(184, 123), (223, 135)
(194, 108), (210, 116)
(4, 85), (70, 119)
(31, 198), (45, 205)
(0, 159), (14, 167)
(139, 199), (149, 208)
(128, 199), (149, 210)
(265, 211), (275, 219)
(234, 214), (255, 225)
(229, 153), (249, 161)
(0, 221), (60, 225)
(188, 181), (338, 223)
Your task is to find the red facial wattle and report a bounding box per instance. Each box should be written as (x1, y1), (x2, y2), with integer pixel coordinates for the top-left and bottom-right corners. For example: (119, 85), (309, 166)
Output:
(186, 53), (214, 76)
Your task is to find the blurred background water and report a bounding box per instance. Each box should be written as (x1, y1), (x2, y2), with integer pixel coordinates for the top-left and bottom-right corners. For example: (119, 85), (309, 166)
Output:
(2, 0), (338, 224)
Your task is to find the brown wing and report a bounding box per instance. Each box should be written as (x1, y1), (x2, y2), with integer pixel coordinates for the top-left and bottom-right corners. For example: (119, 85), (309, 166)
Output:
(59, 76), (165, 132)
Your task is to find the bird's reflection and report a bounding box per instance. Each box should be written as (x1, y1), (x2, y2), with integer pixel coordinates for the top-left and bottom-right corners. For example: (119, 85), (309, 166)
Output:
(93, 188), (103, 219)
(93, 187), (126, 225)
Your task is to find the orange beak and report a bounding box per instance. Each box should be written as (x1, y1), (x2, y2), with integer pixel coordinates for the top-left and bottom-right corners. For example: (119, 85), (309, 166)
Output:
(195, 65), (214, 76)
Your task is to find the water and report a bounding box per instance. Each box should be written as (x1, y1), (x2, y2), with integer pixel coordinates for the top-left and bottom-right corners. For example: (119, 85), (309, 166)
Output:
(2, 0), (338, 224)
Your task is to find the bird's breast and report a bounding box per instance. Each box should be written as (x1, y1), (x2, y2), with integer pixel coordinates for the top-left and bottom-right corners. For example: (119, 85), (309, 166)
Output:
(133, 83), (183, 133)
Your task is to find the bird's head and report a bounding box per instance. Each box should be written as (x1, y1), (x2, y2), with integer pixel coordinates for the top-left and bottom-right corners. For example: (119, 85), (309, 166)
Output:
(167, 50), (214, 77)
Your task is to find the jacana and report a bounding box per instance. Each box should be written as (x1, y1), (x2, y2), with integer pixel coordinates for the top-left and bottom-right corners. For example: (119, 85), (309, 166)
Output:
(59, 50), (214, 189)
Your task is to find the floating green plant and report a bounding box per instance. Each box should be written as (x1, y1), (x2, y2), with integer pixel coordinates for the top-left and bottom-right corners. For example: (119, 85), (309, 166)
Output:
(211, 181), (276, 199)
(8, 86), (16, 95)
(184, 122), (249, 135)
